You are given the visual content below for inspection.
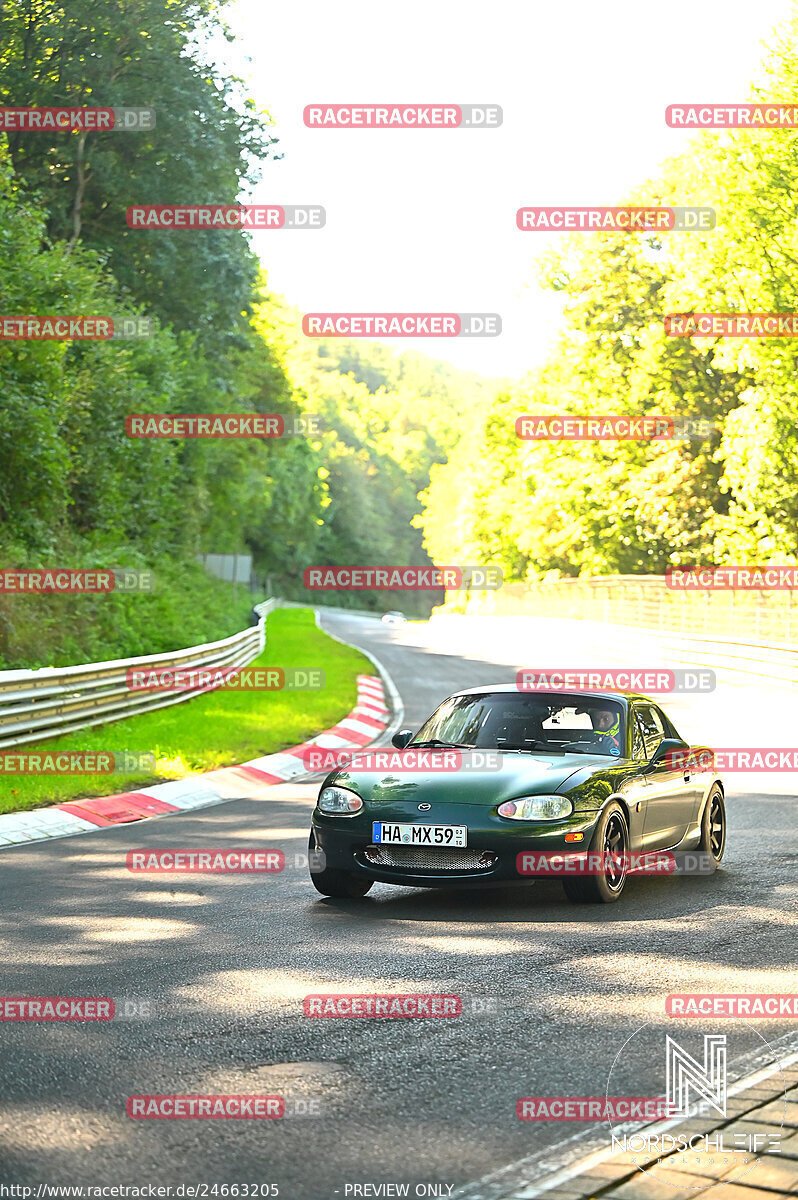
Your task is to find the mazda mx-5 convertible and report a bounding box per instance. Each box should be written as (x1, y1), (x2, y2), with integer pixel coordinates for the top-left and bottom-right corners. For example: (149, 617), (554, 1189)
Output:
(308, 687), (726, 904)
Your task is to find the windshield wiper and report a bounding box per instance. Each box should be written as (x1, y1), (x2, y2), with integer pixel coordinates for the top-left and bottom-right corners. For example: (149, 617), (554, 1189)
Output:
(411, 739), (475, 749)
(495, 742), (565, 754)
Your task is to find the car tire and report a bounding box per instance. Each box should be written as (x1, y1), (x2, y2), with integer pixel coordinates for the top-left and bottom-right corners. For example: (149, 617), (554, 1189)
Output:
(308, 832), (373, 898)
(562, 801), (629, 904)
(697, 785), (726, 867)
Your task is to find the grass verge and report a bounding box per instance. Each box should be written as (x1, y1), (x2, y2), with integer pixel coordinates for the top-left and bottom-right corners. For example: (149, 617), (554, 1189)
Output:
(0, 608), (375, 814)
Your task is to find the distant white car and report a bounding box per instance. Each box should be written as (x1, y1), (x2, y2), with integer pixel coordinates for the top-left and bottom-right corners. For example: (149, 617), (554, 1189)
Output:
(381, 610), (406, 625)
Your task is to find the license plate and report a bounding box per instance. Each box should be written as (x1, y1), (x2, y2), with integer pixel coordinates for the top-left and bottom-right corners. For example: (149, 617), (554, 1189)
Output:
(372, 822), (467, 847)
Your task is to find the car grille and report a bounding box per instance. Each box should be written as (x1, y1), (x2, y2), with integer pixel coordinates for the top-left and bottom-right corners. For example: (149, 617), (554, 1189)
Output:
(362, 845), (495, 872)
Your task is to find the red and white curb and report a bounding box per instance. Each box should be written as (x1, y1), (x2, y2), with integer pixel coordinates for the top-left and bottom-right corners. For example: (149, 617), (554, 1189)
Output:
(0, 674), (390, 849)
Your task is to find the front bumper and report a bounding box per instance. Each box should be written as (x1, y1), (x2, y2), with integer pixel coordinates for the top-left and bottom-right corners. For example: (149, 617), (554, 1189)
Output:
(311, 805), (603, 889)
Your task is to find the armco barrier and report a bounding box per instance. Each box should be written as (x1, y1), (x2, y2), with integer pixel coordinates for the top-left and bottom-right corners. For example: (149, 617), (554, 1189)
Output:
(445, 580), (798, 688)
(450, 576), (798, 643)
(0, 599), (276, 750)
(652, 630), (798, 687)
(0, 672), (390, 847)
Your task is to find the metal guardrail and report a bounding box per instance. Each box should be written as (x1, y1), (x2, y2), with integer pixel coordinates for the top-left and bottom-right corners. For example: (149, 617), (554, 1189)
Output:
(0, 599), (276, 750)
(447, 580), (798, 688)
(653, 630), (798, 687)
(454, 577), (798, 645)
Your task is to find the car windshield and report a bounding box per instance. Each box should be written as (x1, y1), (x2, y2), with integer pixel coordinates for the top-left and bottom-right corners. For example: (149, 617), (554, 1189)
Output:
(412, 693), (625, 756)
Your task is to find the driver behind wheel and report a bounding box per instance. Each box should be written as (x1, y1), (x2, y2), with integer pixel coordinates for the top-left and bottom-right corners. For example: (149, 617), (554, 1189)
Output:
(593, 708), (621, 755)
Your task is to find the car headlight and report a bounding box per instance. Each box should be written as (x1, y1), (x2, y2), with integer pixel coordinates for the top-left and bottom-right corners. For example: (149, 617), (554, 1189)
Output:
(317, 786), (363, 815)
(498, 795), (573, 821)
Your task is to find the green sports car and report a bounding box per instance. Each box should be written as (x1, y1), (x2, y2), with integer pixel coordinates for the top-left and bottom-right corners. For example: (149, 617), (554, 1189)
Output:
(308, 686), (725, 904)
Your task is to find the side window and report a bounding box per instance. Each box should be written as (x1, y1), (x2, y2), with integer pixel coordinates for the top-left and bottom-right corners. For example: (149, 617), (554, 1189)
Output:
(632, 712), (647, 761)
(637, 704), (664, 760)
(650, 706), (667, 738)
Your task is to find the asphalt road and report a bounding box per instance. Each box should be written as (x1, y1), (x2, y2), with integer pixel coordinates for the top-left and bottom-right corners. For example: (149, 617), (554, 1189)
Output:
(1, 611), (796, 1197)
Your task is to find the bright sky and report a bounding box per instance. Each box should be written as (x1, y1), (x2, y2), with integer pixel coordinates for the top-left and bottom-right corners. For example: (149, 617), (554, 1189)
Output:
(225, 0), (794, 379)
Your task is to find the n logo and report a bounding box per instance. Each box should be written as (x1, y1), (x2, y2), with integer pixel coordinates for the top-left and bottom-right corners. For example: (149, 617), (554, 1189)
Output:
(666, 1034), (726, 1118)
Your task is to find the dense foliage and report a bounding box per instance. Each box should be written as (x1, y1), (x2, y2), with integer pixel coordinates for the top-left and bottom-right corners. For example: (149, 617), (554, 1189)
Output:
(2, 0), (796, 668)
(0, 0), (496, 664)
(418, 14), (798, 578)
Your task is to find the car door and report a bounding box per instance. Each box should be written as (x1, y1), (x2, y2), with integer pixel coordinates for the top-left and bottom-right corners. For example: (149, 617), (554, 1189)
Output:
(619, 709), (662, 850)
(637, 703), (694, 849)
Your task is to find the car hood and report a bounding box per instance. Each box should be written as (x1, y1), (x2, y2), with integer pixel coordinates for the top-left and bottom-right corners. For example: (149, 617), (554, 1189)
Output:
(329, 752), (611, 805)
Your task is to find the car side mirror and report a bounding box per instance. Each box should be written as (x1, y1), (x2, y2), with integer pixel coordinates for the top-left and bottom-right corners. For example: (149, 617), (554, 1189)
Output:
(647, 737), (688, 769)
(391, 729), (413, 749)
